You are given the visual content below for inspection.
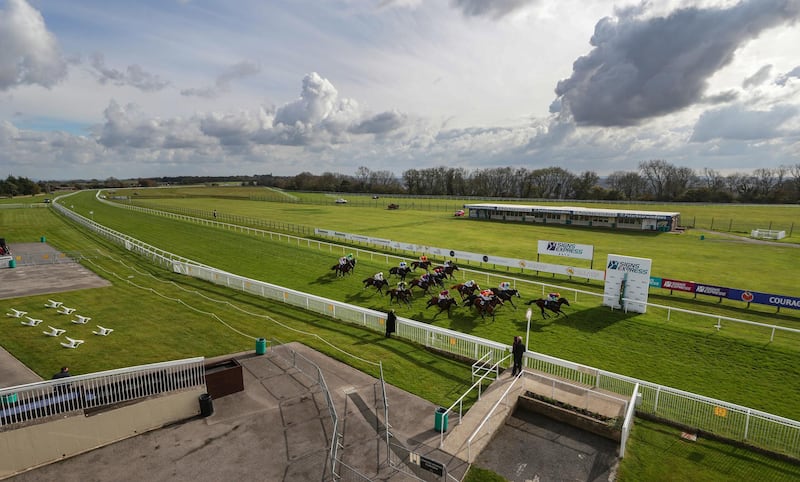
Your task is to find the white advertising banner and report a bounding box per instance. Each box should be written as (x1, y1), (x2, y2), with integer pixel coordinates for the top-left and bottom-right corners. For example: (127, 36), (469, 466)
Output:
(537, 240), (594, 260)
(603, 254), (652, 313)
(315, 228), (605, 280)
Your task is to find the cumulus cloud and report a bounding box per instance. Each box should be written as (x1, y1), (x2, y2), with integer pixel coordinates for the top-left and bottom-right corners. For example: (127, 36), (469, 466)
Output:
(181, 60), (260, 98)
(89, 53), (170, 92)
(690, 104), (798, 142)
(451, 0), (536, 19)
(775, 65), (800, 86)
(554, 0), (800, 126)
(743, 65), (773, 88)
(0, 0), (68, 91)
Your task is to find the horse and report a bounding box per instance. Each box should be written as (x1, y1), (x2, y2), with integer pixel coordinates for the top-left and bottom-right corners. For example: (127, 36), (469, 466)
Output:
(464, 294), (502, 320)
(410, 260), (432, 271)
(452, 282), (480, 300)
(362, 277), (389, 294)
(388, 266), (412, 281)
(331, 259), (356, 277)
(409, 277), (435, 295)
(526, 297), (570, 319)
(494, 289), (521, 309)
(386, 288), (413, 308)
(433, 263), (460, 279)
(426, 296), (458, 317)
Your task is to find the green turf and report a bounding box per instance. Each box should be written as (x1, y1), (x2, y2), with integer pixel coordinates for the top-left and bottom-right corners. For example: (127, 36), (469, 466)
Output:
(618, 418), (800, 481)
(43, 191), (800, 422)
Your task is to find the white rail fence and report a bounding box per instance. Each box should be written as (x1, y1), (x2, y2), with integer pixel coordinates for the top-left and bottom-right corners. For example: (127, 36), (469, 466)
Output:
(54, 196), (800, 459)
(101, 196), (800, 344)
(0, 357), (205, 429)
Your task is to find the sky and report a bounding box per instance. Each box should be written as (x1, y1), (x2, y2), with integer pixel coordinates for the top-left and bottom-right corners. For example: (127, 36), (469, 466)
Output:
(1, 0), (799, 181)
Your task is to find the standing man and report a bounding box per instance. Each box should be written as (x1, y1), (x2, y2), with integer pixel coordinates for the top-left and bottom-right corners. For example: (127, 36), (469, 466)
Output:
(386, 310), (397, 338)
(511, 336), (525, 376)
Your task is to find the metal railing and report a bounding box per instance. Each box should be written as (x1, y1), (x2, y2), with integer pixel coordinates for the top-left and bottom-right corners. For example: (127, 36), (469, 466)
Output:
(620, 383), (640, 458)
(466, 372), (525, 463)
(0, 357), (205, 429)
(52, 194), (800, 459)
(101, 196), (800, 343)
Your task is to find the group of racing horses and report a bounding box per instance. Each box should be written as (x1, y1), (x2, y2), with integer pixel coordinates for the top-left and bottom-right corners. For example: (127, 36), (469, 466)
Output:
(330, 256), (570, 320)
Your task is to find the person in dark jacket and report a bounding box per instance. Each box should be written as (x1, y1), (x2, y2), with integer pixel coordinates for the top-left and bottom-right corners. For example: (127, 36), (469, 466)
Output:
(511, 336), (525, 376)
(52, 366), (71, 379)
(386, 310), (397, 338)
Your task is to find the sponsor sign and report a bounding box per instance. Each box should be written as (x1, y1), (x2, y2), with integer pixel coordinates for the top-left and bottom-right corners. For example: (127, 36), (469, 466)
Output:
(537, 240), (594, 261)
(694, 283), (728, 298)
(649, 277), (662, 288)
(726, 289), (800, 309)
(603, 254), (652, 313)
(660, 278), (695, 293)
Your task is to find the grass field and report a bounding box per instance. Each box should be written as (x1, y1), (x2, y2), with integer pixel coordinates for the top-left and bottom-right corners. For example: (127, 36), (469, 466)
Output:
(116, 185), (800, 241)
(39, 190), (800, 420)
(2, 191), (800, 481)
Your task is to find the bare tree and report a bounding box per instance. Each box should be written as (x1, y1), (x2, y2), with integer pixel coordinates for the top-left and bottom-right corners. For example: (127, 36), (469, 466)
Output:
(572, 171), (599, 199)
(607, 171), (646, 200)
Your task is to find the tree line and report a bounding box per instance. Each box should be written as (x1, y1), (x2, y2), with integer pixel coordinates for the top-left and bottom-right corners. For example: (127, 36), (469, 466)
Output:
(265, 161), (800, 204)
(6, 161), (800, 204)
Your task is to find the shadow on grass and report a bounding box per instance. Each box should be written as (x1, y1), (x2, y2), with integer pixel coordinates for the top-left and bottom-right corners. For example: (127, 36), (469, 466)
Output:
(515, 306), (639, 334)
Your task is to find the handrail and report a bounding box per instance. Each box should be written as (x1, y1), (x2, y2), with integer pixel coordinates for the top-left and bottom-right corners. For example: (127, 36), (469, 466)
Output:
(620, 382), (640, 458)
(466, 372), (524, 463)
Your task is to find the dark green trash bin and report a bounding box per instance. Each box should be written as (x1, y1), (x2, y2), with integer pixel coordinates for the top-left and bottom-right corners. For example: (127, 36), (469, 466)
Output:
(8, 259), (15, 268)
(199, 393), (214, 417)
(40, 236), (46, 243)
(256, 338), (267, 355)
(434, 407), (448, 433)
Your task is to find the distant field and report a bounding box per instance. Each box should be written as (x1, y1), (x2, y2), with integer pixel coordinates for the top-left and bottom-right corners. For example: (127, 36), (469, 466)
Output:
(116, 185), (800, 240)
(45, 190), (800, 421)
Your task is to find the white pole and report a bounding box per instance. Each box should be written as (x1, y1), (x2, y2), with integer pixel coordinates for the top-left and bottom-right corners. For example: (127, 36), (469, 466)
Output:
(525, 308), (532, 349)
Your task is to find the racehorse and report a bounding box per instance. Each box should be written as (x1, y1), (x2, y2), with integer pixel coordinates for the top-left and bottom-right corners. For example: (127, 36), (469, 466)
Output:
(494, 289), (521, 309)
(426, 296), (458, 317)
(386, 288), (413, 308)
(464, 294), (502, 320)
(526, 297), (570, 319)
(388, 266), (412, 281)
(331, 259), (356, 277)
(433, 264), (460, 279)
(409, 277), (435, 295)
(410, 260), (432, 271)
(362, 277), (389, 294)
(452, 282), (480, 300)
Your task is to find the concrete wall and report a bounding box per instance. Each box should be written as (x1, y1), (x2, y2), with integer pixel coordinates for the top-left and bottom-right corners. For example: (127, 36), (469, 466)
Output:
(0, 388), (204, 479)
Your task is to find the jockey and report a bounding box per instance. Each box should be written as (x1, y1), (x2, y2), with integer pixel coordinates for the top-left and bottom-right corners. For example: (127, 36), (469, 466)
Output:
(347, 253), (354, 262)
(397, 281), (408, 292)
(420, 272), (431, 284)
(433, 266), (444, 276)
(339, 256), (348, 266)
(419, 254), (428, 263)
(498, 281), (511, 291)
(374, 272), (384, 282)
(548, 292), (561, 302)
(439, 289), (450, 300)
(399, 261), (408, 269)
(444, 260), (453, 268)
(464, 279), (476, 288)
(480, 289), (494, 301)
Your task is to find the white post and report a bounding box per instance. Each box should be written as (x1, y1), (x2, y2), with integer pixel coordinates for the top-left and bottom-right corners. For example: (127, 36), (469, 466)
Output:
(525, 308), (532, 350)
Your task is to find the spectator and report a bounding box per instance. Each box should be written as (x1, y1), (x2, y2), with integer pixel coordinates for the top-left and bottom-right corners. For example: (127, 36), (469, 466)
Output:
(386, 310), (397, 338)
(52, 366), (71, 379)
(511, 336), (525, 376)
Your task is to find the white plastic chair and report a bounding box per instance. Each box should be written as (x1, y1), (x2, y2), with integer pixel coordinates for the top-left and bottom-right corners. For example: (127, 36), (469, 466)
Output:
(6, 308), (27, 318)
(57, 306), (76, 315)
(44, 299), (63, 309)
(21, 316), (43, 327)
(92, 326), (114, 336)
(43, 326), (66, 337)
(72, 315), (91, 325)
(60, 337), (84, 349)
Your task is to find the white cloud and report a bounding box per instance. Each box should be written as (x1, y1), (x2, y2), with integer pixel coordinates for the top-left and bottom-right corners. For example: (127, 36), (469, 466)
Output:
(0, 0), (67, 91)
(89, 52), (170, 92)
